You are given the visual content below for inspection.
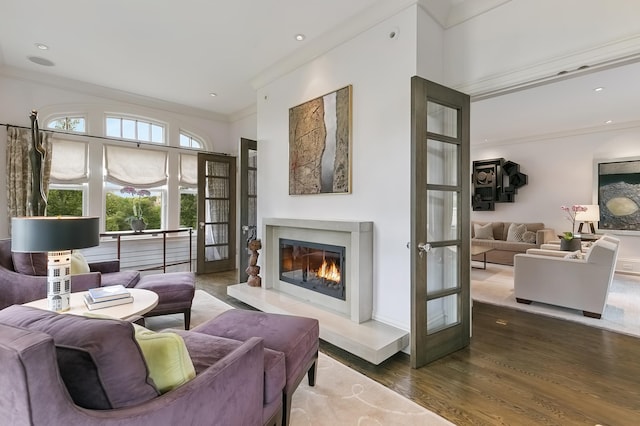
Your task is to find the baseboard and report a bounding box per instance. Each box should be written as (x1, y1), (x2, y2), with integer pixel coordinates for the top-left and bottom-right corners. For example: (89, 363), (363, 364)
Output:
(616, 258), (640, 275)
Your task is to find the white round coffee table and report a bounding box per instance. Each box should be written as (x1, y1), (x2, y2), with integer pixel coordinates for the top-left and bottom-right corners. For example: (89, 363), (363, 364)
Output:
(23, 288), (158, 320)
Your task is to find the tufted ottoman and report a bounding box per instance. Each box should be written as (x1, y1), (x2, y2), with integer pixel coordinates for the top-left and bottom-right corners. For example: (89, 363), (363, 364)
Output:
(193, 309), (319, 426)
(135, 271), (195, 329)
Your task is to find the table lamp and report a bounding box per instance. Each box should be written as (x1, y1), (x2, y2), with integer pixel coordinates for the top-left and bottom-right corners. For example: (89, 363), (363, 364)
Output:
(12, 216), (100, 312)
(575, 205), (600, 234)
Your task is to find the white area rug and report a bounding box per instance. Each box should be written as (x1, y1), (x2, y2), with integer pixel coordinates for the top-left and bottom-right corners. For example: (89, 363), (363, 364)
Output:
(472, 264), (640, 338)
(146, 290), (453, 426)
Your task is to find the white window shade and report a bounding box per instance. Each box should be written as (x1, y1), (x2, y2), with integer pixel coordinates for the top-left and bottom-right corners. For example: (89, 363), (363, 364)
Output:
(105, 145), (167, 188)
(50, 139), (88, 183)
(180, 154), (198, 187)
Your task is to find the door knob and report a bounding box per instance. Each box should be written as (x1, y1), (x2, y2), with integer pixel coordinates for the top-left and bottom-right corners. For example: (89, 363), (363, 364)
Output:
(417, 242), (431, 258)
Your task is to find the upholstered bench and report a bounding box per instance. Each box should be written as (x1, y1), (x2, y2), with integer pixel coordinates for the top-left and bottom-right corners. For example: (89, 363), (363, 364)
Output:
(135, 272), (196, 329)
(193, 309), (319, 426)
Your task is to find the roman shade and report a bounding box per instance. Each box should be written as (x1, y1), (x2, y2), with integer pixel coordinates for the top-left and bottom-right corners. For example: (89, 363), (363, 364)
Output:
(104, 145), (167, 188)
(50, 138), (88, 183)
(180, 154), (197, 187)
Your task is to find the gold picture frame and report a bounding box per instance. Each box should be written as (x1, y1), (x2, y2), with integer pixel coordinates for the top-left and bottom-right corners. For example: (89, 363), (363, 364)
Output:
(289, 85), (352, 195)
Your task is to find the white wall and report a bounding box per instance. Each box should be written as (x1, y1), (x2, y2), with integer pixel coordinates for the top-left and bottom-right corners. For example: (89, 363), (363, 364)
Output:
(0, 74), (236, 238)
(256, 5), (444, 330)
(470, 124), (640, 261)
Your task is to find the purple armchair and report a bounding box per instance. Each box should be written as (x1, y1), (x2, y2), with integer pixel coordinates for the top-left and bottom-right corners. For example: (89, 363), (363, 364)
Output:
(0, 238), (139, 310)
(0, 305), (283, 425)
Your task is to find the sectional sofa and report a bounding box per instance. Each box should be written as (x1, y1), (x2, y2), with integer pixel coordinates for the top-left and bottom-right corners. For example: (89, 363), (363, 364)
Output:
(471, 221), (556, 266)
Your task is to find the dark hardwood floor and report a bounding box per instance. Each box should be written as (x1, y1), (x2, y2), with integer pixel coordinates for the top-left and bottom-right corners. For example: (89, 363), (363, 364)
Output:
(196, 272), (640, 426)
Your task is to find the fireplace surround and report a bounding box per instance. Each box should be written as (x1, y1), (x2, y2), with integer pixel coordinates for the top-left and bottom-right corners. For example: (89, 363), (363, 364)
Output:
(263, 218), (373, 323)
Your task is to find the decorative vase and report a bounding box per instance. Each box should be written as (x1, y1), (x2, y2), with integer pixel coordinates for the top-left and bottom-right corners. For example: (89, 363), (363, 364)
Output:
(560, 237), (581, 251)
(130, 219), (147, 232)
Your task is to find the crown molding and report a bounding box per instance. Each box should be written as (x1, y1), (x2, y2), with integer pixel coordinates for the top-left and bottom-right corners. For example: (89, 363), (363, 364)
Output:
(0, 65), (231, 123)
(475, 119), (640, 147)
(418, 0), (511, 29)
(459, 33), (640, 100)
(229, 103), (257, 123)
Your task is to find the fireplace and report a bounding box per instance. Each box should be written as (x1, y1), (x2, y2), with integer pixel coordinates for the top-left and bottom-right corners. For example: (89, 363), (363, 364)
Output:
(262, 218), (373, 323)
(279, 239), (346, 301)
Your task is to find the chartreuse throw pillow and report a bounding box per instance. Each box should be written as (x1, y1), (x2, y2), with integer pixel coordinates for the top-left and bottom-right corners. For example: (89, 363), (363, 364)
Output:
(132, 324), (196, 394)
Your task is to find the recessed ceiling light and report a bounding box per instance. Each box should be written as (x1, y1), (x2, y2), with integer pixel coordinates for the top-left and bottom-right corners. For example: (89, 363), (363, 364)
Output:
(605, 120), (613, 124)
(209, 92), (217, 97)
(34, 43), (49, 50)
(295, 34), (305, 41)
(594, 87), (604, 92)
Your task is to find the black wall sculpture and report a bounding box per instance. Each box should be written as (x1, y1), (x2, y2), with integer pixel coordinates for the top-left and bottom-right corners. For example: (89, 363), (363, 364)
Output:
(472, 158), (528, 211)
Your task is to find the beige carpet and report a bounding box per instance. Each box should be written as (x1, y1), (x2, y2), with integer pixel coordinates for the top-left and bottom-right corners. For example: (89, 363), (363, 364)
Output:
(472, 264), (640, 338)
(146, 290), (453, 426)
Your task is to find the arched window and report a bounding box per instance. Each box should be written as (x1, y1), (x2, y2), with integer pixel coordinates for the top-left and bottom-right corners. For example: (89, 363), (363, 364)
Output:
(179, 132), (203, 149)
(46, 116), (86, 133)
(106, 116), (165, 144)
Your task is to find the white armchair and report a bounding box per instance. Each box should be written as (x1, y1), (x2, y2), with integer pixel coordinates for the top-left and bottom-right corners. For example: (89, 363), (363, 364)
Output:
(513, 236), (620, 318)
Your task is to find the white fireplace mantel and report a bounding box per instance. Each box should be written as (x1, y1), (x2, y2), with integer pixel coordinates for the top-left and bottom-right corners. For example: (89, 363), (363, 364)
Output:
(262, 217), (373, 323)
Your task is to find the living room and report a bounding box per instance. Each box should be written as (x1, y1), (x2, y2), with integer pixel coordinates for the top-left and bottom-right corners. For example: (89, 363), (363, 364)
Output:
(1, 1), (640, 424)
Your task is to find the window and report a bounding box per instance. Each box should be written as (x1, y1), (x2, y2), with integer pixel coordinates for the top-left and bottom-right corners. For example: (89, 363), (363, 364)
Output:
(179, 154), (198, 229)
(48, 139), (88, 216)
(46, 116), (86, 133)
(179, 132), (203, 149)
(46, 185), (85, 216)
(180, 188), (197, 229)
(106, 116), (164, 143)
(105, 184), (163, 231)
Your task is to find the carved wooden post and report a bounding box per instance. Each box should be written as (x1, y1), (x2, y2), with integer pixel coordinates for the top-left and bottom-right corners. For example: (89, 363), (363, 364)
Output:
(246, 239), (262, 287)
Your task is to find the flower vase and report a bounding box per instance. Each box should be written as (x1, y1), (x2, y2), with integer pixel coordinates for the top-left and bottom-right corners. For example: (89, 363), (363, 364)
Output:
(130, 219), (147, 232)
(560, 237), (581, 251)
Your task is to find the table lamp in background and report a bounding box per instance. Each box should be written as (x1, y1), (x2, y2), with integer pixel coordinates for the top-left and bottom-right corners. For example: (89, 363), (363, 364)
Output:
(575, 205), (600, 234)
(12, 216), (100, 312)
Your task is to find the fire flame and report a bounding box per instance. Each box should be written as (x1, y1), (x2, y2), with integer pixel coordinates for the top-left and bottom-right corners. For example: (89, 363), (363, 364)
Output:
(318, 259), (340, 283)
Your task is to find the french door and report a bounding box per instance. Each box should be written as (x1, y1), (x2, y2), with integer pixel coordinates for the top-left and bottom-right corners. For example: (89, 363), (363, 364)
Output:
(238, 138), (257, 283)
(410, 76), (471, 368)
(197, 153), (236, 273)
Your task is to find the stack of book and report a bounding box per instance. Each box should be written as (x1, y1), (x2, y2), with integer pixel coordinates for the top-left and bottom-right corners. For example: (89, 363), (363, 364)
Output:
(84, 285), (133, 310)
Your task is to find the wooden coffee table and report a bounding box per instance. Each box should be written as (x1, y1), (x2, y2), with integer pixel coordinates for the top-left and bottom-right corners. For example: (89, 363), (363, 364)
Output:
(471, 245), (494, 270)
(23, 288), (158, 320)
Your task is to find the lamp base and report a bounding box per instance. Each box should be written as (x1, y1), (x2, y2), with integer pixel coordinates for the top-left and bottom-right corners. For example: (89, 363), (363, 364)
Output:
(47, 250), (72, 312)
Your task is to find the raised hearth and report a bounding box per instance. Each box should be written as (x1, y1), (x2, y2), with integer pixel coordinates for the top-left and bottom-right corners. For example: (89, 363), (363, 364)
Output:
(228, 218), (409, 364)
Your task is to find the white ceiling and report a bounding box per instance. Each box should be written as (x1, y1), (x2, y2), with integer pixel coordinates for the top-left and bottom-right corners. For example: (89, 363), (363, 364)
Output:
(1, 0), (639, 144)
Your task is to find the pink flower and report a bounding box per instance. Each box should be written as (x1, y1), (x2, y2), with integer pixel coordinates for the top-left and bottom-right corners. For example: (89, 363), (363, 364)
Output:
(561, 204), (588, 235)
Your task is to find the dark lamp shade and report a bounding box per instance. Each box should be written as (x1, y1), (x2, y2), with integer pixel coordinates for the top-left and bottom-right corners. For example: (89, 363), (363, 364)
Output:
(11, 216), (100, 252)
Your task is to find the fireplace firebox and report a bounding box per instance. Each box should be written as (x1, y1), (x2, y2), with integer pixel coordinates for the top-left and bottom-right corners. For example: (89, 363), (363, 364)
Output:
(279, 238), (346, 300)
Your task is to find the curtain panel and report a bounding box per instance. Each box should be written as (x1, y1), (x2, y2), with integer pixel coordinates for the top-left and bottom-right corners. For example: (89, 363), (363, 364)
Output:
(6, 126), (52, 223)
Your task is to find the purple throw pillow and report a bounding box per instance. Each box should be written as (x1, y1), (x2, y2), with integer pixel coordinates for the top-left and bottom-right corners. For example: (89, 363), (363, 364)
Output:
(11, 252), (48, 276)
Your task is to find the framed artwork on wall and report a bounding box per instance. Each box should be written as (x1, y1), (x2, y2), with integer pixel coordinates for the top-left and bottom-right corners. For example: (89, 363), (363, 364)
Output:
(289, 85), (352, 195)
(595, 156), (640, 233)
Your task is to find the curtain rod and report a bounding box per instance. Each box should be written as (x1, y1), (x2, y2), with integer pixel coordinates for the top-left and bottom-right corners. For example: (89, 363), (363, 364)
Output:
(2, 122), (226, 155)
